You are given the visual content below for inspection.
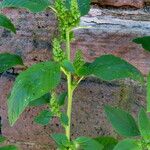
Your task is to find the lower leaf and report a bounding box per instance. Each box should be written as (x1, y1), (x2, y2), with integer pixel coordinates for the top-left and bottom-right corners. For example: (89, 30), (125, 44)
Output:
(138, 108), (150, 140)
(74, 136), (104, 150)
(113, 139), (141, 150)
(0, 145), (18, 150)
(95, 136), (118, 150)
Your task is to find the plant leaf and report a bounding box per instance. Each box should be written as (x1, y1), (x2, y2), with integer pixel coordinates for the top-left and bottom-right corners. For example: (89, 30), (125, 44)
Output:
(1, 0), (51, 13)
(60, 113), (69, 126)
(0, 14), (16, 33)
(133, 36), (150, 51)
(147, 73), (150, 112)
(94, 136), (118, 150)
(0, 53), (23, 73)
(51, 134), (69, 147)
(77, 0), (91, 16)
(138, 108), (150, 140)
(34, 110), (52, 125)
(74, 137), (103, 150)
(61, 60), (75, 73)
(65, 0), (91, 16)
(58, 92), (67, 106)
(104, 105), (140, 137)
(113, 139), (141, 150)
(78, 55), (143, 82)
(0, 145), (18, 150)
(29, 93), (51, 107)
(8, 61), (61, 126)
(0, 136), (6, 143)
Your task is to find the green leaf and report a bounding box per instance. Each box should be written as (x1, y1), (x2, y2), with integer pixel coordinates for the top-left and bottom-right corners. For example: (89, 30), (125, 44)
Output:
(8, 61), (61, 126)
(95, 136), (118, 150)
(138, 108), (150, 140)
(1, 0), (51, 13)
(147, 73), (150, 112)
(133, 36), (150, 52)
(0, 136), (6, 143)
(104, 105), (140, 137)
(0, 14), (16, 33)
(60, 113), (69, 126)
(74, 137), (103, 150)
(61, 60), (75, 73)
(113, 139), (141, 150)
(29, 93), (51, 107)
(51, 134), (69, 147)
(0, 145), (18, 150)
(58, 92), (67, 106)
(34, 110), (52, 125)
(77, 0), (91, 16)
(78, 55), (143, 82)
(65, 0), (91, 16)
(0, 53), (23, 73)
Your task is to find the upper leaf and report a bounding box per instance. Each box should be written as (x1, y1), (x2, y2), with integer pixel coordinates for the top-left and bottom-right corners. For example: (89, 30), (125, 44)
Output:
(0, 14), (16, 33)
(138, 108), (150, 140)
(65, 0), (91, 16)
(113, 139), (141, 150)
(0, 53), (23, 73)
(147, 73), (150, 112)
(1, 0), (51, 13)
(104, 105), (140, 137)
(77, 0), (91, 16)
(74, 137), (103, 150)
(8, 61), (61, 126)
(78, 55), (143, 82)
(133, 36), (150, 52)
(94, 136), (118, 150)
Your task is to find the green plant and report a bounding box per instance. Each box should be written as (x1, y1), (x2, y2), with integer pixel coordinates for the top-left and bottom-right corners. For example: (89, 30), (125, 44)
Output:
(104, 106), (150, 150)
(0, 0), (145, 149)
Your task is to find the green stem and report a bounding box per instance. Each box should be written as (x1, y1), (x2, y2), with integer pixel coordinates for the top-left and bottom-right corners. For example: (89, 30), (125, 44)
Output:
(66, 73), (73, 140)
(65, 30), (73, 140)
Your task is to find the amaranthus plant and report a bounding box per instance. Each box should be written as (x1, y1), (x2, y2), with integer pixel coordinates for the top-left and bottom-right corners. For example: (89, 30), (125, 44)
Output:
(0, 0), (145, 149)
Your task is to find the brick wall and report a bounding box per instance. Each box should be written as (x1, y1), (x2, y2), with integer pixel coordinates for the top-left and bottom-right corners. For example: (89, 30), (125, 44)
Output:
(0, 1), (150, 150)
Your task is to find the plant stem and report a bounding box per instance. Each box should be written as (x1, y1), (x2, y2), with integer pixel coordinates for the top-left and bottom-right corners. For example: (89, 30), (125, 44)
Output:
(65, 30), (73, 140)
(66, 73), (73, 140)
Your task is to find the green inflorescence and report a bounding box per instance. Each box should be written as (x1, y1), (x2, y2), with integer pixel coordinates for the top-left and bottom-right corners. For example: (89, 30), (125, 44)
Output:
(54, 0), (80, 40)
(50, 91), (61, 117)
(73, 50), (85, 72)
(52, 38), (66, 62)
